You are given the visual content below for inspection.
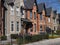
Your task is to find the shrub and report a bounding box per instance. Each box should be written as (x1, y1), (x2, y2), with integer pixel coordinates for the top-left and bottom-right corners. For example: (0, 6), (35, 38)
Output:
(16, 34), (49, 45)
(31, 35), (41, 42)
(25, 35), (32, 43)
(31, 34), (49, 42)
(17, 37), (23, 45)
(7, 43), (11, 45)
(0, 35), (7, 41)
(56, 30), (60, 35)
(11, 34), (18, 39)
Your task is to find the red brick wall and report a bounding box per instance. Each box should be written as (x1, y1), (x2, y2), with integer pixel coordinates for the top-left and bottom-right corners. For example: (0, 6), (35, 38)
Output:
(26, 5), (46, 35)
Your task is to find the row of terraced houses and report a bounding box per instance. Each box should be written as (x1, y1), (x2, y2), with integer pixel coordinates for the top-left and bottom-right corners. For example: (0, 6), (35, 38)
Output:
(0, 0), (60, 37)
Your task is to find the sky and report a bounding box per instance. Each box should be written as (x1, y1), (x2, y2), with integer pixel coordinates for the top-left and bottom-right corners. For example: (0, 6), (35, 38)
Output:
(37, 0), (60, 13)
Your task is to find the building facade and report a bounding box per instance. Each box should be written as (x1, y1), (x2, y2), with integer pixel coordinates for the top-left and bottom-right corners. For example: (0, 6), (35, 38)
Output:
(4, 0), (25, 36)
(52, 11), (58, 31)
(24, 0), (46, 35)
(24, 0), (59, 35)
(0, 0), (59, 36)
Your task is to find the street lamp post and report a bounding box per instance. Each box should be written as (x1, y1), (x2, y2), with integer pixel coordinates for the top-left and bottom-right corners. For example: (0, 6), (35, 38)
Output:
(23, 23), (26, 44)
(11, 36), (12, 45)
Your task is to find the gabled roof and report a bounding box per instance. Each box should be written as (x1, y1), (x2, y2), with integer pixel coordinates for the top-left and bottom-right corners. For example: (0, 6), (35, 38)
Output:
(24, 0), (35, 9)
(53, 10), (57, 18)
(53, 10), (57, 15)
(5, 0), (15, 4)
(46, 7), (52, 17)
(37, 3), (46, 13)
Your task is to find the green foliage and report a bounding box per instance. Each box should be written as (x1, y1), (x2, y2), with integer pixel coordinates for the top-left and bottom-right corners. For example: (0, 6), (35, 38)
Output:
(6, 43), (11, 45)
(31, 34), (49, 42)
(25, 35), (32, 43)
(31, 35), (42, 42)
(16, 34), (49, 45)
(17, 37), (23, 45)
(56, 30), (60, 35)
(11, 34), (18, 39)
(0, 35), (7, 40)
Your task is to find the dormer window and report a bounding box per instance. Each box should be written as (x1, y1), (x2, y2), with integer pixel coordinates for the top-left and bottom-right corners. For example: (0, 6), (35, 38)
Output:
(34, 3), (36, 6)
(16, 6), (19, 16)
(40, 14), (42, 20)
(10, 6), (14, 15)
(30, 10), (32, 19)
(34, 12), (36, 19)
(48, 18), (50, 22)
(20, 6), (24, 15)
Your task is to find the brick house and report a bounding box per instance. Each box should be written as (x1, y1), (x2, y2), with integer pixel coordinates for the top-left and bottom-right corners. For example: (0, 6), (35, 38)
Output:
(24, 0), (46, 35)
(45, 7), (53, 33)
(23, 0), (59, 35)
(57, 13), (60, 33)
(46, 7), (58, 33)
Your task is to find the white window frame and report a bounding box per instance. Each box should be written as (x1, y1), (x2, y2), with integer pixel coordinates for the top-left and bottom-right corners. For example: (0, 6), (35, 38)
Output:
(16, 7), (20, 16)
(48, 18), (50, 22)
(16, 21), (19, 31)
(10, 6), (14, 15)
(10, 21), (14, 32)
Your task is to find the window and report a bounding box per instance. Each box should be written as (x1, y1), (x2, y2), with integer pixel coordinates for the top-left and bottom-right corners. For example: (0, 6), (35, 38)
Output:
(48, 18), (50, 22)
(20, 6), (24, 15)
(30, 11), (32, 19)
(16, 22), (19, 31)
(11, 21), (14, 31)
(25, 11), (27, 18)
(34, 24), (36, 32)
(34, 12), (36, 19)
(10, 6), (14, 15)
(40, 25), (43, 31)
(40, 14), (42, 20)
(16, 7), (19, 16)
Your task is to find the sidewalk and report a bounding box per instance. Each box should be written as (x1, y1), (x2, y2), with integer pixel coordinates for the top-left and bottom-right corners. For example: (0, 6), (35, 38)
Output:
(25, 38), (60, 45)
(0, 39), (17, 45)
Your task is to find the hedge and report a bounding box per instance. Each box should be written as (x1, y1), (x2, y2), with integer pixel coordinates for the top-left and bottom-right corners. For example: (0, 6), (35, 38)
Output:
(56, 30), (60, 35)
(11, 34), (18, 39)
(17, 34), (49, 45)
(0, 36), (7, 41)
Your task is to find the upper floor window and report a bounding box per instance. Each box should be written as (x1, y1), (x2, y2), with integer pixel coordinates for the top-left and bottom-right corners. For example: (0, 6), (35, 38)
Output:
(48, 18), (50, 22)
(10, 6), (14, 15)
(16, 22), (19, 31)
(20, 6), (24, 15)
(34, 12), (36, 19)
(16, 6), (19, 16)
(25, 11), (27, 18)
(30, 10), (32, 19)
(40, 14), (42, 20)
